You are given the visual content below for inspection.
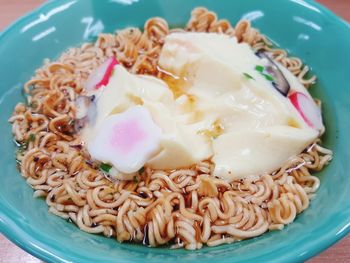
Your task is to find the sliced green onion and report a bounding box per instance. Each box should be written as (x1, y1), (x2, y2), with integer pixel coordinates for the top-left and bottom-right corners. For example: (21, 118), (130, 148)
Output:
(100, 163), (112, 173)
(29, 101), (38, 109)
(243, 72), (254, 80)
(254, 65), (274, 82)
(29, 134), (35, 142)
(17, 142), (28, 153)
(138, 166), (145, 174)
(255, 65), (264, 72)
(263, 73), (274, 81)
(16, 134), (35, 154)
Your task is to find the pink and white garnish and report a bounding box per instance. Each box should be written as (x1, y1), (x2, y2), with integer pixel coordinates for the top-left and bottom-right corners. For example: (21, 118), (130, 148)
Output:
(289, 91), (323, 131)
(87, 106), (162, 177)
(85, 57), (119, 93)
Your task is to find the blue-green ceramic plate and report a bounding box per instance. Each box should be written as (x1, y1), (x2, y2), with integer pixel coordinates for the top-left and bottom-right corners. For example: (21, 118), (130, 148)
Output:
(0, 0), (349, 262)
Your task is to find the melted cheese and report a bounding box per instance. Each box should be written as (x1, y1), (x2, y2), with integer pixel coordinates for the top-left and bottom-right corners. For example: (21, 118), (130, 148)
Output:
(84, 32), (321, 182)
(158, 32), (319, 180)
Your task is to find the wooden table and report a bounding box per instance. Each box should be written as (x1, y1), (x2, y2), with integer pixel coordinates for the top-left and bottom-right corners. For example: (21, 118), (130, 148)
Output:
(0, 0), (349, 262)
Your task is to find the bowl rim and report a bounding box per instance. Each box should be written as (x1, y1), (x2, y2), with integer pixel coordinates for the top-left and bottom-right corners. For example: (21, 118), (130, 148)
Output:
(0, 0), (350, 262)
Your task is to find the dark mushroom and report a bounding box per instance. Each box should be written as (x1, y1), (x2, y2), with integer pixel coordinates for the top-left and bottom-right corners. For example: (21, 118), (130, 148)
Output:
(256, 50), (290, 96)
(74, 95), (97, 132)
(75, 95), (92, 119)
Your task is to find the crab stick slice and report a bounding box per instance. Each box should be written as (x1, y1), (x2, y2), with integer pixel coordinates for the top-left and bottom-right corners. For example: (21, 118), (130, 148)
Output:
(85, 57), (119, 93)
(289, 92), (323, 131)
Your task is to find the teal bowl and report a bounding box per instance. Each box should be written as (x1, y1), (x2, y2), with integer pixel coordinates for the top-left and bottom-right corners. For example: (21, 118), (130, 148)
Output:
(0, 0), (350, 262)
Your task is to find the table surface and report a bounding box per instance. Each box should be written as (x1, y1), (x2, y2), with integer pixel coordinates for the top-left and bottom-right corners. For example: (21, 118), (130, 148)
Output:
(0, 0), (349, 262)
